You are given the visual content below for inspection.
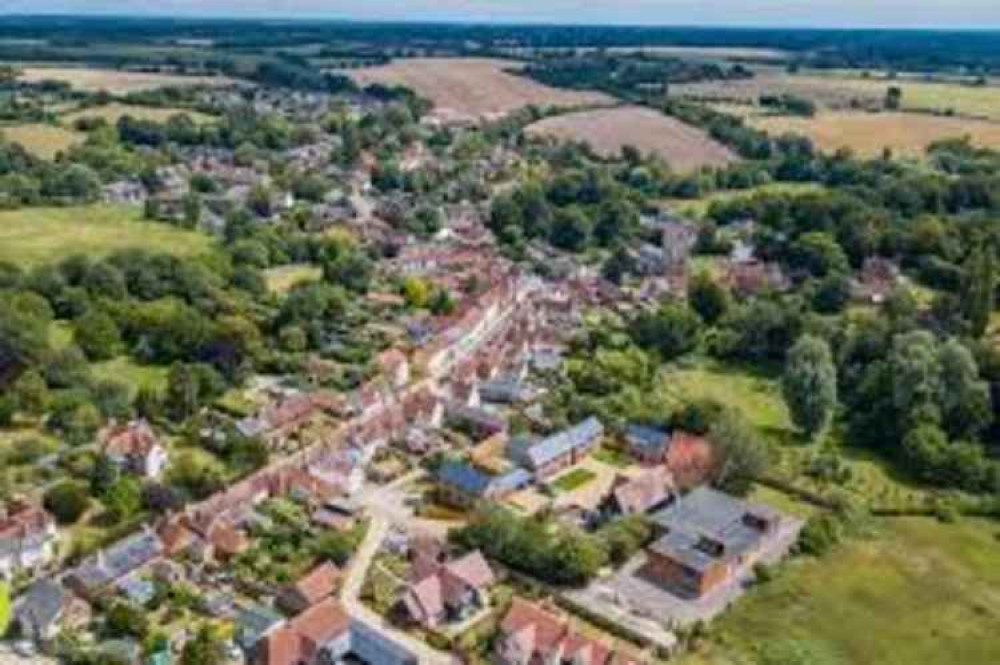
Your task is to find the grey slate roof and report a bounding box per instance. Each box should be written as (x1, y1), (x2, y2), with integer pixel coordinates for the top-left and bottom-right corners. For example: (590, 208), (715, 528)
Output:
(625, 424), (671, 455)
(67, 530), (163, 593)
(520, 417), (604, 469)
(648, 486), (781, 573)
(14, 580), (67, 636)
(437, 461), (493, 496)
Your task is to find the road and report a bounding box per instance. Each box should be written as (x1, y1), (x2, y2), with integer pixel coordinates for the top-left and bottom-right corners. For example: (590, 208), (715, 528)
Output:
(354, 468), (458, 540)
(340, 514), (457, 665)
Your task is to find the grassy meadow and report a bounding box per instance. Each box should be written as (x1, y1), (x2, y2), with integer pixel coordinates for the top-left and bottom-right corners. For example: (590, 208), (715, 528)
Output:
(1, 123), (83, 158)
(682, 516), (1000, 665)
(0, 204), (215, 267)
(60, 103), (216, 127)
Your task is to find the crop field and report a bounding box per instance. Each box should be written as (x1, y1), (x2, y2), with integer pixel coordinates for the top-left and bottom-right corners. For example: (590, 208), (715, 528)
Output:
(1, 122), (83, 158)
(526, 106), (737, 173)
(0, 205), (215, 267)
(61, 103), (216, 126)
(18, 67), (235, 93)
(683, 516), (1000, 665)
(344, 58), (612, 119)
(749, 111), (1000, 157)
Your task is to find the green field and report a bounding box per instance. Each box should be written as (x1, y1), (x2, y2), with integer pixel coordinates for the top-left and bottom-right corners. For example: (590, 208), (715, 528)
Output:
(0, 205), (215, 267)
(683, 516), (1000, 665)
(264, 263), (323, 293)
(91, 356), (170, 396)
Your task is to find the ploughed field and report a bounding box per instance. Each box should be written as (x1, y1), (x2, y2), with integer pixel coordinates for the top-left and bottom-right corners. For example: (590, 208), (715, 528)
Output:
(526, 106), (737, 172)
(343, 57), (612, 120)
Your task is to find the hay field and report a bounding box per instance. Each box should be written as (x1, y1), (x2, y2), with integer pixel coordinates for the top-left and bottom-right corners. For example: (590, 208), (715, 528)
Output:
(19, 67), (233, 93)
(749, 111), (1000, 157)
(344, 58), (612, 119)
(1, 123), (83, 158)
(0, 205), (215, 267)
(61, 103), (215, 126)
(526, 106), (737, 172)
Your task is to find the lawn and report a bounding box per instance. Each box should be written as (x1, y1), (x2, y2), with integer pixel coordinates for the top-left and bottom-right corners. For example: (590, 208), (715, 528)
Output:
(661, 360), (793, 440)
(0, 581), (9, 635)
(550, 468), (598, 493)
(683, 516), (1000, 665)
(91, 356), (170, 396)
(593, 445), (633, 468)
(1, 122), (83, 158)
(0, 205), (216, 267)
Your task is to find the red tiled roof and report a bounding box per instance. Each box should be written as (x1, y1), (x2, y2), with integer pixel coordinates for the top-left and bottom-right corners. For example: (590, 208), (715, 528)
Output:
(290, 598), (351, 654)
(99, 419), (160, 458)
(0, 500), (52, 543)
(287, 562), (340, 608)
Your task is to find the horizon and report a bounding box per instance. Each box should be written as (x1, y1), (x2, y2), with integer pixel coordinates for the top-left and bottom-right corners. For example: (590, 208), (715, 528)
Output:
(1, 1), (999, 31)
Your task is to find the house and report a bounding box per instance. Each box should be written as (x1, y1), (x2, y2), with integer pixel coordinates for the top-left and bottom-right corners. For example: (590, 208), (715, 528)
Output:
(13, 580), (72, 644)
(435, 461), (494, 509)
(252, 599), (417, 665)
(66, 529), (163, 599)
(400, 550), (495, 628)
(495, 597), (645, 665)
(723, 259), (789, 297)
(508, 417), (604, 480)
(236, 604), (286, 653)
(445, 403), (508, 439)
(645, 486), (784, 598)
(376, 348), (411, 389)
(0, 499), (58, 579)
(624, 425), (671, 465)
(602, 467), (674, 518)
(278, 562), (341, 615)
(116, 574), (156, 606)
(478, 377), (538, 405)
(853, 256), (900, 304)
(98, 419), (169, 479)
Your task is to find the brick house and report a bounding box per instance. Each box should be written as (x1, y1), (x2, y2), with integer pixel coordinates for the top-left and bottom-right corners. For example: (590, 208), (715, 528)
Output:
(507, 417), (604, 481)
(99, 419), (169, 479)
(278, 562), (341, 615)
(495, 597), (646, 665)
(644, 487), (783, 598)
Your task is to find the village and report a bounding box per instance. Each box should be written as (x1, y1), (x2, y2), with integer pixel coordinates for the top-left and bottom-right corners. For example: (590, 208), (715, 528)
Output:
(0, 72), (846, 665)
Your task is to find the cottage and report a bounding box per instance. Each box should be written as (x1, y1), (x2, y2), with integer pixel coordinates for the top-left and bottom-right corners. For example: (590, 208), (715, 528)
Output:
(495, 597), (646, 665)
(478, 377), (537, 405)
(0, 500), (58, 579)
(445, 403), (508, 439)
(508, 417), (604, 480)
(278, 562), (341, 615)
(400, 550), (495, 628)
(66, 529), (163, 599)
(98, 419), (169, 479)
(645, 487), (784, 598)
(252, 599), (417, 665)
(624, 425), (671, 465)
(602, 467), (674, 517)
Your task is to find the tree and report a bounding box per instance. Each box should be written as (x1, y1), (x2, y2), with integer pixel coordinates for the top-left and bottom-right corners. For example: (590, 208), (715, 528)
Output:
(402, 276), (431, 309)
(12, 369), (48, 415)
(631, 302), (702, 361)
(688, 272), (730, 325)
(885, 86), (903, 110)
(549, 206), (592, 252)
(938, 338), (992, 439)
(782, 335), (838, 439)
(104, 476), (142, 523)
(889, 331), (942, 430)
(74, 310), (122, 362)
(962, 244), (997, 338)
(180, 625), (226, 665)
(105, 602), (149, 639)
(43, 481), (91, 524)
(709, 408), (769, 496)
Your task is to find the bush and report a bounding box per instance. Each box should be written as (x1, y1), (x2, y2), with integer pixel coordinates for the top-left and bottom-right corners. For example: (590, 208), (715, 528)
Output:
(44, 481), (92, 524)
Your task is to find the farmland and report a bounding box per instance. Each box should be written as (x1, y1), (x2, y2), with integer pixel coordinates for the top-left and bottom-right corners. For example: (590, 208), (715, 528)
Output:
(526, 106), (737, 172)
(344, 58), (613, 120)
(0, 205), (215, 267)
(748, 111), (1000, 157)
(1, 122), (82, 158)
(682, 516), (1000, 665)
(18, 66), (235, 93)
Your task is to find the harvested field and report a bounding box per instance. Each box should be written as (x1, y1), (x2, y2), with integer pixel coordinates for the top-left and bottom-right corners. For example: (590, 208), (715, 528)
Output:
(526, 106), (737, 172)
(61, 103), (215, 126)
(748, 111), (1000, 157)
(1, 123), (82, 158)
(344, 58), (612, 120)
(19, 67), (234, 93)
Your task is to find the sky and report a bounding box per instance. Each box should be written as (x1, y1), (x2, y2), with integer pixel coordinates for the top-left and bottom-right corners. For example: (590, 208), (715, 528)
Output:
(1, 0), (999, 29)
